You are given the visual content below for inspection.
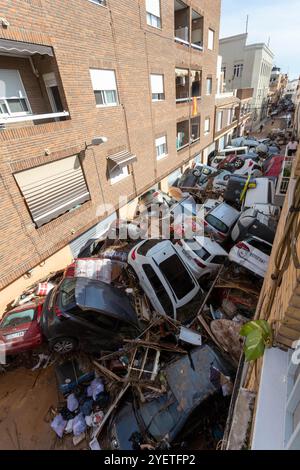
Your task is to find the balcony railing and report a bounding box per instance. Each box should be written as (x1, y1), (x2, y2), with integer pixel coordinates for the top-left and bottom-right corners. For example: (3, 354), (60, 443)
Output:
(0, 111), (70, 129)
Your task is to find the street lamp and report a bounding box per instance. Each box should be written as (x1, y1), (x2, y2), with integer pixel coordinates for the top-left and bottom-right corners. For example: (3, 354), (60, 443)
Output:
(85, 136), (108, 149)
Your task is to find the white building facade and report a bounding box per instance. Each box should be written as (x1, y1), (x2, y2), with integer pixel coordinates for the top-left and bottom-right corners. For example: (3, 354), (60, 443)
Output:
(219, 34), (274, 122)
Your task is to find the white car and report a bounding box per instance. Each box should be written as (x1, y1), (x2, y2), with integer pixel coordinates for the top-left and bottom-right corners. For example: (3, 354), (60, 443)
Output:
(202, 202), (240, 243)
(229, 236), (272, 278)
(128, 240), (200, 319)
(175, 237), (228, 279)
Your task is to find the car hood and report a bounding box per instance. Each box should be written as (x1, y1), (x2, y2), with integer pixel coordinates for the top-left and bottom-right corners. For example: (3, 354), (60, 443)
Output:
(75, 277), (138, 325)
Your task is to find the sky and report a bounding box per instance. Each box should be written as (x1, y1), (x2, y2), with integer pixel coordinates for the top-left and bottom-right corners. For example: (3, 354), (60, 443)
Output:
(220, 0), (300, 80)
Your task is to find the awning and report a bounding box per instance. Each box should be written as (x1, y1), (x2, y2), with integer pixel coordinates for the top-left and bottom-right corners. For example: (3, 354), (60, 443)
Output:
(107, 150), (137, 172)
(0, 39), (53, 57)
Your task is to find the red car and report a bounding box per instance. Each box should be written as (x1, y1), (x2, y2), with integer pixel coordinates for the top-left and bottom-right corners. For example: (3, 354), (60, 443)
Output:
(0, 301), (44, 355)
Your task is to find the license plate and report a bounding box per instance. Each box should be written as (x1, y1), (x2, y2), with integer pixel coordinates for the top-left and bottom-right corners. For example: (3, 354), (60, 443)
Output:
(5, 331), (25, 340)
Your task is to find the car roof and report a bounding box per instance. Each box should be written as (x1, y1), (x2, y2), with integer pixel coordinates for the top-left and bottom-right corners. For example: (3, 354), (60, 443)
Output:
(208, 202), (240, 224)
(74, 277), (137, 325)
(4, 302), (39, 315)
(165, 345), (231, 412)
(193, 236), (228, 255)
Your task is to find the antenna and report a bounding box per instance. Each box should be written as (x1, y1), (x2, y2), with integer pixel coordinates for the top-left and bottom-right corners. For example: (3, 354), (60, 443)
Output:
(246, 14), (249, 34)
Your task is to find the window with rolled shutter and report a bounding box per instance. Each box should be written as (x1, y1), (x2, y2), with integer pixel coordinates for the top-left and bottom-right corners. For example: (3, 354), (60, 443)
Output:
(14, 155), (90, 228)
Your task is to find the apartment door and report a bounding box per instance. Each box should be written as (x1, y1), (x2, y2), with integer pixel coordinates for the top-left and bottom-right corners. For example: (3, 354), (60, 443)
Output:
(43, 73), (64, 115)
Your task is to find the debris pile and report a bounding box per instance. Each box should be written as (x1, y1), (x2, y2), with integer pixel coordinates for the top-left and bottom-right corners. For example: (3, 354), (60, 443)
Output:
(0, 134), (287, 449)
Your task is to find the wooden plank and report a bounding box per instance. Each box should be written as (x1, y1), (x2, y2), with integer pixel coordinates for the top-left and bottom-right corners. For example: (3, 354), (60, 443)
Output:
(92, 360), (124, 382)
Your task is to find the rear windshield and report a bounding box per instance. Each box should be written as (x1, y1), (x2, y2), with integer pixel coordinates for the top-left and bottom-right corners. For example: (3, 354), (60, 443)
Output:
(60, 278), (77, 309)
(248, 239), (272, 256)
(137, 240), (160, 256)
(206, 214), (228, 234)
(185, 241), (210, 261)
(1, 308), (35, 328)
(159, 254), (195, 300)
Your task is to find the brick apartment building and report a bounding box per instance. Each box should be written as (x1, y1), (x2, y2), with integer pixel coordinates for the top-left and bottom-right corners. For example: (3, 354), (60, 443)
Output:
(0, 0), (221, 309)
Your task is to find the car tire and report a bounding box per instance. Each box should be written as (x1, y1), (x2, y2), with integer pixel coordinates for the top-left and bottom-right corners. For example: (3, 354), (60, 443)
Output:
(51, 337), (77, 354)
(234, 158), (244, 169)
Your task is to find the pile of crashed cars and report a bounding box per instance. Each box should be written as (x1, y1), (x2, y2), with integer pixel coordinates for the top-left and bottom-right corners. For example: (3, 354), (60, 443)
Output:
(0, 136), (283, 450)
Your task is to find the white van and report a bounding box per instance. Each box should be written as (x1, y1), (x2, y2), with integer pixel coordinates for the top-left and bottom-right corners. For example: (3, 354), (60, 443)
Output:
(243, 178), (276, 209)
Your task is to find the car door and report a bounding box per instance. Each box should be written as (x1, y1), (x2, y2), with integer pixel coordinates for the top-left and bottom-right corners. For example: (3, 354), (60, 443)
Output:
(70, 310), (119, 351)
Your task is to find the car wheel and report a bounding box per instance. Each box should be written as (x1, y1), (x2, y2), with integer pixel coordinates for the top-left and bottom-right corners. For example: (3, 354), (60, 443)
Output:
(234, 158), (244, 169)
(51, 337), (77, 354)
(192, 169), (202, 177)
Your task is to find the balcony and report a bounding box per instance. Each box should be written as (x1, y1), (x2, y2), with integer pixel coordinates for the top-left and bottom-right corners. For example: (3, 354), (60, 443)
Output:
(175, 68), (189, 102)
(174, 0), (190, 46)
(0, 39), (69, 131)
(176, 120), (189, 150)
(175, 69), (201, 103)
(191, 10), (203, 51)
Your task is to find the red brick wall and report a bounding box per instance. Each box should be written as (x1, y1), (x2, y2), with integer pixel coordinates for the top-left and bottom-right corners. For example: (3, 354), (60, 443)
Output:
(0, 0), (221, 289)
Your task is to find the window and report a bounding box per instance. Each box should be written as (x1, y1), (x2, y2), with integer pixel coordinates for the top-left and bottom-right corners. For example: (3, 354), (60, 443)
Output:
(204, 117), (210, 134)
(191, 10), (203, 50)
(110, 165), (129, 184)
(176, 120), (189, 149)
(190, 116), (200, 142)
(233, 64), (243, 78)
(14, 155), (90, 228)
(208, 28), (215, 50)
(159, 254), (195, 300)
(217, 110), (223, 131)
(146, 0), (161, 28)
(155, 135), (168, 160)
(142, 264), (173, 317)
(206, 77), (212, 95)
(222, 66), (226, 80)
(151, 74), (165, 101)
(0, 69), (31, 117)
(185, 241), (210, 261)
(88, 0), (106, 5)
(174, 0), (189, 44)
(175, 68), (189, 102)
(1, 308), (35, 328)
(191, 70), (201, 97)
(206, 214), (228, 233)
(89, 69), (118, 107)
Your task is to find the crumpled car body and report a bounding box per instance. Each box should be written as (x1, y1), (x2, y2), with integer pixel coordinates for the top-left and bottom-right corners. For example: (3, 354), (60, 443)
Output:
(109, 345), (232, 450)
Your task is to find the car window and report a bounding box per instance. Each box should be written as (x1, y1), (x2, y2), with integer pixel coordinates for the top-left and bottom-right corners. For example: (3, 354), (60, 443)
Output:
(1, 308), (35, 328)
(142, 264), (173, 317)
(60, 278), (77, 309)
(159, 255), (195, 300)
(211, 255), (227, 264)
(137, 240), (159, 256)
(185, 241), (210, 261)
(75, 310), (117, 329)
(206, 214), (228, 234)
(248, 239), (272, 256)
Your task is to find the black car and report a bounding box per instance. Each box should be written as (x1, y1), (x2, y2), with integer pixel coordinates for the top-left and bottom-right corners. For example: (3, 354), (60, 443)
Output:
(176, 165), (218, 190)
(41, 277), (140, 354)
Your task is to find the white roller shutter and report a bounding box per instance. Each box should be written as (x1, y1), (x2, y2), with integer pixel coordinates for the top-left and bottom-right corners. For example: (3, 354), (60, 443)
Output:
(89, 69), (117, 91)
(146, 0), (160, 17)
(14, 155), (90, 228)
(150, 74), (164, 94)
